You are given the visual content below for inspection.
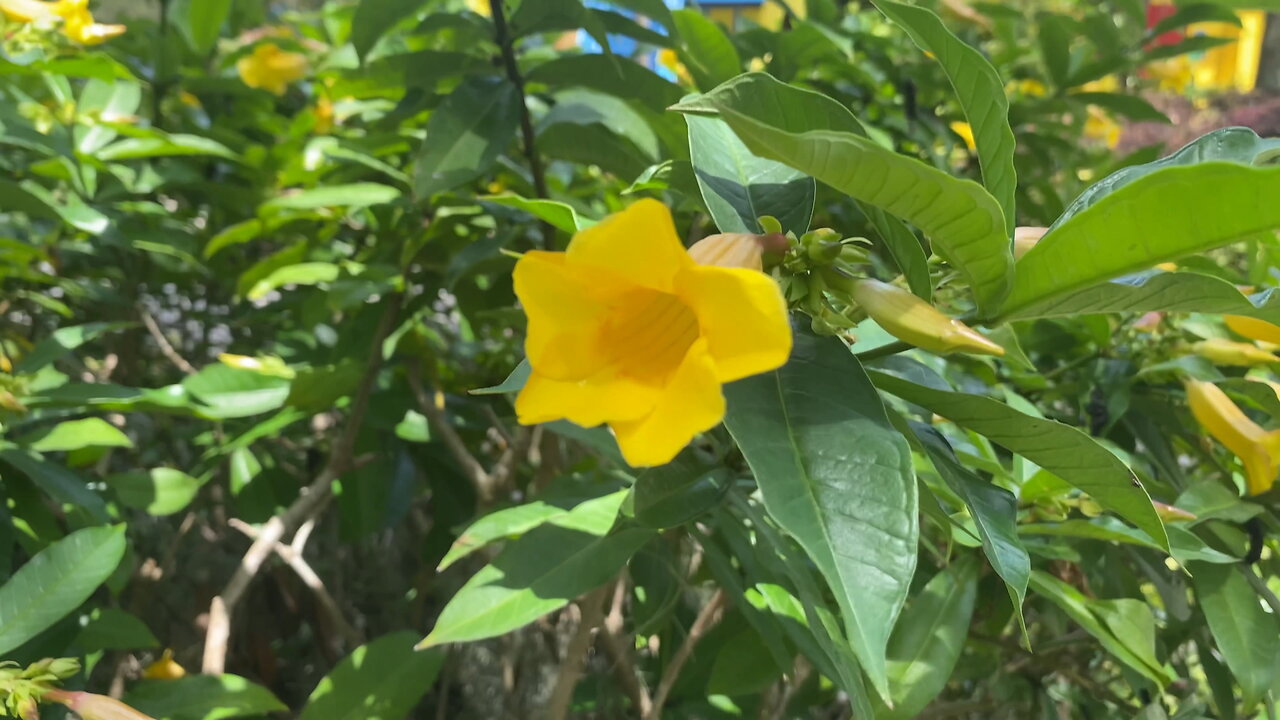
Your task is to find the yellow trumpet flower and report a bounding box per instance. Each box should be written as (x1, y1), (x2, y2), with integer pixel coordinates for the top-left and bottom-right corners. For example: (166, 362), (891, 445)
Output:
(1, 0), (124, 43)
(513, 200), (792, 467)
(949, 121), (976, 151)
(141, 649), (186, 680)
(43, 690), (157, 720)
(0, 0), (58, 22)
(1083, 106), (1121, 149)
(686, 232), (787, 272)
(1225, 315), (1280, 345)
(1185, 378), (1280, 495)
(1152, 501), (1196, 523)
(849, 279), (1004, 356)
(237, 42), (308, 96)
(1189, 337), (1280, 366)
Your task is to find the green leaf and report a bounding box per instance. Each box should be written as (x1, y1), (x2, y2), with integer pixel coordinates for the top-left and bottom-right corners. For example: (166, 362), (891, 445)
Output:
(0, 179), (109, 234)
(108, 468), (204, 516)
(20, 417), (132, 452)
(671, 9), (741, 91)
(300, 632), (444, 720)
(438, 488), (629, 571)
(538, 122), (652, 180)
(1146, 34), (1236, 62)
(1036, 12), (1072, 90)
(260, 184), (401, 213)
(1149, 4), (1240, 38)
(875, 558), (978, 720)
(629, 456), (732, 529)
(351, 0), (431, 59)
(124, 675), (287, 720)
(1029, 571), (1174, 686)
(707, 623), (789, 696)
(687, 114), (815, 235)
(1069, 92), (1171, 123)
(872, 0), (1017, 234)
(0, 525), (126, 655)
(525, 55), (683, 112)
(481, 194), (596, 233)
(170, 0), (233, 54)
(912, 425), (1029, 631)
(724, 321), (917, 699)
(693, 73), (1013, 315)
(420, 526), (652, 647)
(471, 359), (530, 395)
(1192, 563), (1280, 711)
(15, 322), (131, 374)
(1021, 518), (1235, 564)
(1003, 163), (1280, 319)
(181, 365), (291, 419)
(0, 448), (109, 521)
(413, 76), (521, 199)
(77, 607), (160, 652)
(1000, 269), (1280, 322)
(868, 370), (1168, 552)
(98, 133), (238, 161)
(868, 208), (931, 301)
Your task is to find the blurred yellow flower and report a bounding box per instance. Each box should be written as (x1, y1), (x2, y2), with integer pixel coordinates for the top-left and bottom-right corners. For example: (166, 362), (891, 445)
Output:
(237, 42), (308, 96)
(1225, 315), (1280, 345)
(1190, 337), (1279, 366)
(0, 0), (58, 22)
(1005, 78), (1047, 97)
(1, 0), (124, 44)
(657, 47), (692, 86)
(513, 200), (792, 467)
(949, 121), (975, 150)
(141, 649), (187, 680)
(1185, 378), (1280, 495)
(1148, 56), (1192, 93)
(1081, 75), (1120, 93)
(466, 0), (490, 16)
(1083, 106), (1120, 149)
(314, 94), (334, 134)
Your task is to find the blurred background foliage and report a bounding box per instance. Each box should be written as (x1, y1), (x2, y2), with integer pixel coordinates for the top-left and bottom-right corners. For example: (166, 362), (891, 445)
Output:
(4, 0), (1280, 718)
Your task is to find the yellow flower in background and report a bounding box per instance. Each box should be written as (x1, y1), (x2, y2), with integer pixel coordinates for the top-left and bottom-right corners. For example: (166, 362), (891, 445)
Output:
(1185, 378), (1280, 495)
(1148, 56), (1192, 94)
(237, 42), (308, 96)
(949, 121), (976, 151)
(465, 0), (490, 16)
(1005, 78), (1047, 98)
(1081, 74), (1121, 93)
(513, 200), (792, 467)
(657, 47), (692, 86)
(0, 0), (58, 22)
(1225, 315), (1280, 345)
(1083, 106), (1120, 149)
(141, 649), (186, 680)
(1, 0), (124, 43)
(1190, 337), (1279, 366)
(314, 94), (334, 134)
(850, 278), (1005, 356)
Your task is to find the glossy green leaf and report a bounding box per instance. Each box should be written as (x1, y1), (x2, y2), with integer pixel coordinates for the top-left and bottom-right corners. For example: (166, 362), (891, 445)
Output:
(414, 76), (521, 199)
(687, 114), (814, 235)
(525, 55), (683, 111)
(724, 321), (917, 699)
(912, 425), (1028, 630)
(419, 526), (653, 647)
(98, 133), (238, 161)
(300, 632), (444, 720)
(1192, 563), (1280, 710)
(0, 179), (108, 234)
(1002, 269), (1280, 322)
(671, 9), (741, 91)
(470, 359), (530, 395)
(351, 0), (431, 59)
(694, 74), (1013, 315)
(260, 184), (400, 213)
(124, 675), (287, 720)
(868, 207), (931, 301)
(77, 607), (160, 652)
(0, 447), (109, 521)
(1021, 518), (1234, 564)
(875, 558), (978, 720)
(629, 455), (732, 529)
(20, 417), (132, 452)
(438, 488), (628, 571)
(707, 623), (788, 696)
(180, 365), (291, 419)
(108, 468), (204, 516)
(481, 194), (596, 233)
(869, 370), (1168, 551)
(873, 0), (1017, 234)
(1029, 571), (1174, 686)
(0, 525), (126, 655)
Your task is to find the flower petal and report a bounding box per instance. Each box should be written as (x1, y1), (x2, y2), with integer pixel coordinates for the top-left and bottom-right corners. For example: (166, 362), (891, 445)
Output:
(516, 369), (657, 427)
(677, 265), (791, 382)
(513, 250), (619, 381)
(566, 199), (691, 292)
(611, 340), (724, 467)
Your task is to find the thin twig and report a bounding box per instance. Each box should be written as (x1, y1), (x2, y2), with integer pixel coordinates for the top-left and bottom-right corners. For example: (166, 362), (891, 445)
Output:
(201, 297), (401, 673)
(545, 584), (612, 720)
(489, 0), (548, 202)
(229, 518), (363, 649)
(408, 368), (494, 502)
(853, 339), (912, 362)
(139, 306), (196, 375)
(768, 657), (812, 720)
(1243, 564), (1280, 617)
(645, 590), (727, 720)
(599, 578), (652, 716)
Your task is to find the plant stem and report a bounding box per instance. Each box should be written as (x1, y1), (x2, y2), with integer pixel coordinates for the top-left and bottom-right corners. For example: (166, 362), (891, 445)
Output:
(488, 0), (548, 202)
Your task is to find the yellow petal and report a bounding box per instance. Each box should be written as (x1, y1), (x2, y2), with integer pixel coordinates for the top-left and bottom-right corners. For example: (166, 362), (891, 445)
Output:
(1190, 337), (1279, 366)
(516, 369), (657, 427)
(1185, 378), (1280, 495)
(1225, 315), (1280, 345)
(566, 199), (691, 292)
(611, 340), (724, 467)
(0, 0), (59, 22)
(513, 250), (621, 381)
(676, 265), (791, 382)
(949, 121), (976, 151)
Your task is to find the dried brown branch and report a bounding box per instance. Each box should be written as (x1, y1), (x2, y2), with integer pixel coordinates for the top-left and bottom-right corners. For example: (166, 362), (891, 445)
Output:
(645, 590), (727, 720)
(599, 578), (652, 716)
(545, 583), (613, 720)
(408, 367), (493, 502)
(201, 297), (401, 674)
(138, 305), (197, 375)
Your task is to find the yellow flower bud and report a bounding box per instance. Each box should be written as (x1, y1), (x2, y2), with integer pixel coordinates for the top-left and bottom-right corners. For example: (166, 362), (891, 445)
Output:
(1152, 501), (1196, 523)
(1189, 337), (1280, 366)
(1185, 378), (1280, 495)
(141, 649), (186, 680)
(43, 690), (157, 720)
(1225, 315), (1280, 346)
(687, 232), (787, 271)
(850, 279), (1005, 356)
(1013, 226), (1047, 259)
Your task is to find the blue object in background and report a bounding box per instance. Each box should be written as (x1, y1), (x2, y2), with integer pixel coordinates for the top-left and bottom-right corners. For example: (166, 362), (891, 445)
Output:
(576, 0), (689, 81)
